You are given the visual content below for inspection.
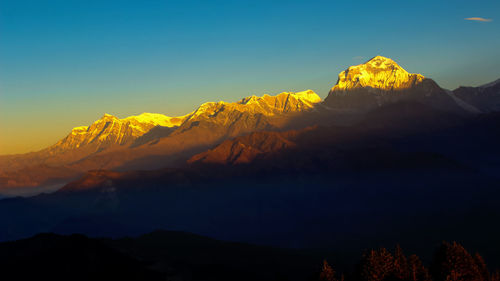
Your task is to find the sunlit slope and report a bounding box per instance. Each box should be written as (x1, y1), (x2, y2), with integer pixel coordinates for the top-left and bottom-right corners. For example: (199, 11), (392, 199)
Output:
(66, 90), (323, 171)
(0, 91), (321, 189)
(51, 113), (188, 154)
(331, 56), (425, 92)
(0, 113), (188, 171)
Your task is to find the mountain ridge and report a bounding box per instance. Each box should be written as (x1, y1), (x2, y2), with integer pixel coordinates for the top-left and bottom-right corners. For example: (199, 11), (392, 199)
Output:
(1, 56), (499, 195)
(49, 112), (189, 155)
(0, 90), (322, 190)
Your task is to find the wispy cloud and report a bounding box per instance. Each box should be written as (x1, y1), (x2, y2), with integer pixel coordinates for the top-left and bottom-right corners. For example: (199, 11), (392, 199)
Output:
(465, 17), (492, 22)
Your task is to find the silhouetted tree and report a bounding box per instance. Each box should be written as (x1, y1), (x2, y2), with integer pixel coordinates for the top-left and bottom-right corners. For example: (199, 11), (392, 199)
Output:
(325, 243), (494, 281)
(431, 241), (482, 281)
(491, 270), (500, 281)
(407, 254), (431, 281)
(474, 253), (490, 281)
(360, 248), (395, 281)
(320, 260), (337, 281)
(445, 270), (460, 281)
(393, 245), (409, 280)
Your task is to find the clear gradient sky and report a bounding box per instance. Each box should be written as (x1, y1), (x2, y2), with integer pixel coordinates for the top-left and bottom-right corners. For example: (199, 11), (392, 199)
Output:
(1, 0), (499, 154)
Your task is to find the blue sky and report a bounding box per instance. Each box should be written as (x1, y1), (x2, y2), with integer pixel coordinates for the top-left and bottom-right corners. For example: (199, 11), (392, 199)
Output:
(0, 0), (499, 154)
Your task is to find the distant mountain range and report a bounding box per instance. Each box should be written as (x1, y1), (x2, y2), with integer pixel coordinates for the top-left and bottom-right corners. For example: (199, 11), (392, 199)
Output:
(0, 90), (322, 192)
(1, 56), (498, 194)
(1, 56), (500, 264)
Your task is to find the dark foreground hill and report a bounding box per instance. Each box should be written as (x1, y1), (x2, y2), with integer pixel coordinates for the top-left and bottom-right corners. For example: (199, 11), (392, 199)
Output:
(0, 233), (163, 281)
(0, 231), (332, 281)
(0, 231), (498, 281)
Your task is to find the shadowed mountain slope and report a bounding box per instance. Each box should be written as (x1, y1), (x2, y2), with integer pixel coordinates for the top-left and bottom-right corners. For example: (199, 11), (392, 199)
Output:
(0, 230), (344, 281)
(453, 78), (500, 113)
(103, 230), (333, 281)
(187, 129), (307, 165)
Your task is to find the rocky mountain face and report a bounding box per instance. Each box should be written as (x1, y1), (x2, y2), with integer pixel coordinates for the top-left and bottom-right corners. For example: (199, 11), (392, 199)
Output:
(323, 56), (462, 113)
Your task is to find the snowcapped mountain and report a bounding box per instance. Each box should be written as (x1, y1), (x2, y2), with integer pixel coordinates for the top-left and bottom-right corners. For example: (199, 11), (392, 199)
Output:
(48, 113), (188, 155)
(170, 90), (321, 139)
(323, 56), (462, 113)
(0, 91), (321, 190)
(331, 56), (425, 92)
(188, 90), (320, 119)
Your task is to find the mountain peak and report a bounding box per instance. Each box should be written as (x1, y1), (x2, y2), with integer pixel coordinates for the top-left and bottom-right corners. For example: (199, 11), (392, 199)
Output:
(70, 126), (89, 135)
(323, 56), (463, 113)
(330, 56), (425, 93)
(284, 90), (321, 104)
(124, 112), (189, 127)
(238, 90), (321, 106)
(101, 113), (118, 119)
(365, 55), (397, 65)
